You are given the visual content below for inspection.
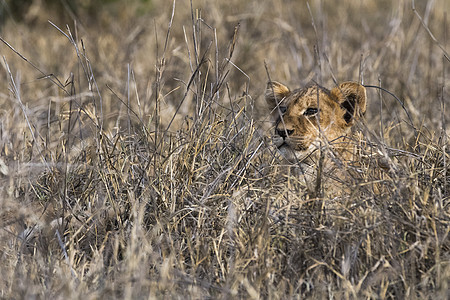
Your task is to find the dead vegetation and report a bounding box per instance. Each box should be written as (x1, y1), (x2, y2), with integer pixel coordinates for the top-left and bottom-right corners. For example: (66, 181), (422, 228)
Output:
(0, 0), (448, 298)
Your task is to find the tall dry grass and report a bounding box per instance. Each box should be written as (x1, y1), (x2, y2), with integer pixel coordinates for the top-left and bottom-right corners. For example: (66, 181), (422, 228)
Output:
(0, 0), (448, 298)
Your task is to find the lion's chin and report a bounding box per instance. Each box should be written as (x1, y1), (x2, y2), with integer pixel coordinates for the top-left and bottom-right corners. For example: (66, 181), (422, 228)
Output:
(277, 143), (312, 163)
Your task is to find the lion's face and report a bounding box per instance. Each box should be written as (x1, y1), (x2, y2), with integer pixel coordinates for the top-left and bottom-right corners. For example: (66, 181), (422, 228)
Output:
(265, 81), (366, 161)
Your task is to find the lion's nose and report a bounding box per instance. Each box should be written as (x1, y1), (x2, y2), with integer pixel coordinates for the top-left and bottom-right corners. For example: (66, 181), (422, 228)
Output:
(276, 128), (294, 138)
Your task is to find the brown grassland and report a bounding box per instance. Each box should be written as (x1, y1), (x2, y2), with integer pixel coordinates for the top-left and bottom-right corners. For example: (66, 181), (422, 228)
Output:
(0, 0), (449, 298)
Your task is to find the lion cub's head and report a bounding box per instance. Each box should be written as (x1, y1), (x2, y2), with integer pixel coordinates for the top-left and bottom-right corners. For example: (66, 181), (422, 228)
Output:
(266, 81), (366, 161)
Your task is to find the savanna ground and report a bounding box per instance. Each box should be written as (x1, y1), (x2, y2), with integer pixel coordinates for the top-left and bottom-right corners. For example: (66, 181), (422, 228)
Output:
(0, 0), (449, 298)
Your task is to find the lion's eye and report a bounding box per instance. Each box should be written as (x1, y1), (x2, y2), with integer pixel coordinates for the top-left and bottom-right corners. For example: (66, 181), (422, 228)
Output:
(304, 108), (318, 116)
(278, 106), (287, 114)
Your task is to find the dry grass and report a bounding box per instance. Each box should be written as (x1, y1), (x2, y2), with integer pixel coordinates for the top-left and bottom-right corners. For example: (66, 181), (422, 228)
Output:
(0, 0), (449, 298)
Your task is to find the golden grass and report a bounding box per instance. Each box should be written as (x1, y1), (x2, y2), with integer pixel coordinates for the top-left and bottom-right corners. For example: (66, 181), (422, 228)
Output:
(0, 0), (448, 298)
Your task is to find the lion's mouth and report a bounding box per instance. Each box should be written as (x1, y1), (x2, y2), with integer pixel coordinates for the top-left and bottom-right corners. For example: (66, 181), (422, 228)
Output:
(277, 141), (288, 149)
(273, 135), (311, 152)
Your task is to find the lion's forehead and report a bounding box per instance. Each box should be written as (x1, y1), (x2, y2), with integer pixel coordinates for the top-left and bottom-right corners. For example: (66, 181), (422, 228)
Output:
(287, 85), (334, 111)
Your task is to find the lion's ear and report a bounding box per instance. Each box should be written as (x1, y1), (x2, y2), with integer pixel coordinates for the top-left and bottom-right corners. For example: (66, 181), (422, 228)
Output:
(331, 82), (366, 126)
(265, 81), (290, 109)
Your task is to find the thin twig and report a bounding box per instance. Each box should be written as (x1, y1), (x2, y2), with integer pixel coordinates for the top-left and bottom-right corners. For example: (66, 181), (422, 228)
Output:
(412, 0), (450, 62)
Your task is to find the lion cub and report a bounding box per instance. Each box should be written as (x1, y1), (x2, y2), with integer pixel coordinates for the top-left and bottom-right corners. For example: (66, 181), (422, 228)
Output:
(266, 81), (367, 187)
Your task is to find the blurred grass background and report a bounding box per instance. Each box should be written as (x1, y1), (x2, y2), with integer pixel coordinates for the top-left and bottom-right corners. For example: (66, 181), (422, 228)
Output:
(0, 0), (448, 298)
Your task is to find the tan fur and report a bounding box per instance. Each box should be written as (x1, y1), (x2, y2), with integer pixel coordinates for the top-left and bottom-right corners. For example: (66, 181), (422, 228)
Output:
(266, 81), (367, 185)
